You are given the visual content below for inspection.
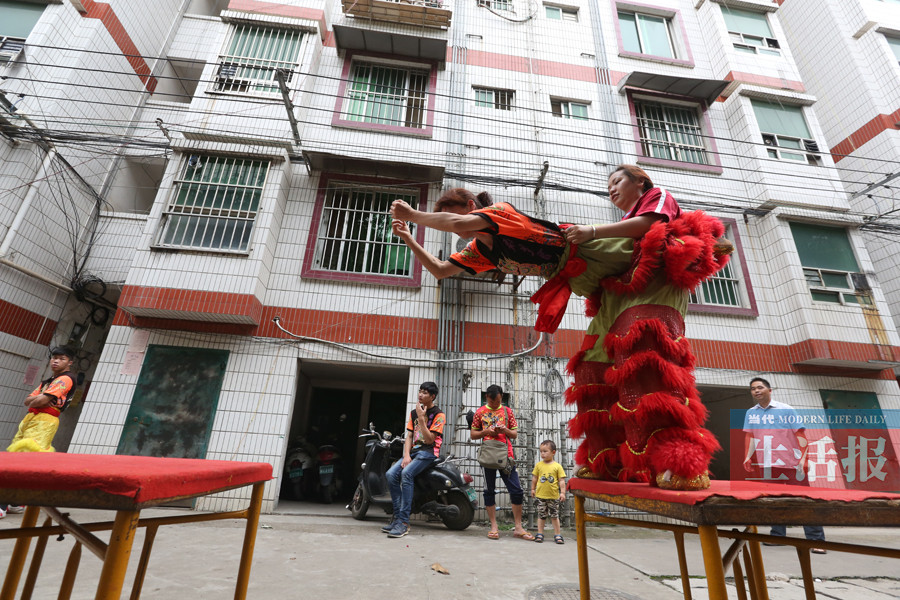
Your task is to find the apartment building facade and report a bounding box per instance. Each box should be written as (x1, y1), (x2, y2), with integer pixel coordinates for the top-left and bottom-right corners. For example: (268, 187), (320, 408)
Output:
(1, 0), (898, 513)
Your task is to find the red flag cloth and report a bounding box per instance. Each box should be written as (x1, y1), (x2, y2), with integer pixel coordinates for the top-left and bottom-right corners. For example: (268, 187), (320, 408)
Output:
(531, 245), (585, 333)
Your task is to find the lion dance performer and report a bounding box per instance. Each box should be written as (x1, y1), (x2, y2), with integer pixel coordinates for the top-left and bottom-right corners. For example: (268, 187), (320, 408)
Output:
(390, 165), (730, 490)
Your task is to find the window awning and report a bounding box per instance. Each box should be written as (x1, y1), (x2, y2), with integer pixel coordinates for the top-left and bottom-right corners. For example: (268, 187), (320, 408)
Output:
(302, 151), (445, 181)
(333, 24), (447, 62)
(618, 71), (730, 104)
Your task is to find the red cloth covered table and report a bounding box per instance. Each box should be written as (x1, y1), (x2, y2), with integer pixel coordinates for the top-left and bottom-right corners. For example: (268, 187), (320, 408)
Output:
(570, 479), (900, 600)
(0, 453), (272, 600)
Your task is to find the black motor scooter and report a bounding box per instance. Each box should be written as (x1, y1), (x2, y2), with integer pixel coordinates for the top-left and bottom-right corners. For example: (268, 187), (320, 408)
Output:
(346, 425), (477, 530)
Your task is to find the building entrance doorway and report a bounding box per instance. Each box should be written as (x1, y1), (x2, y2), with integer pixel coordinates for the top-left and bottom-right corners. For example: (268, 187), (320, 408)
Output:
(281, 360), (409, 505)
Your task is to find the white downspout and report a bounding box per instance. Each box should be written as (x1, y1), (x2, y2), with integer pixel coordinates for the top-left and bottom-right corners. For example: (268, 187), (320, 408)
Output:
(0, 147), (57, 259)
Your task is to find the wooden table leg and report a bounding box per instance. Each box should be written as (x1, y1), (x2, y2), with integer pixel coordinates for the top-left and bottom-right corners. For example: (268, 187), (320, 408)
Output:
(59, 543), (82, 600)
(673, 531), (692, 600)
(575, 495), (590, 600)
(746, 528), (769, 600)
(21, 515), (53, 599)
(94, 509), (140, 600)
(234, 482), (265, 600)
(697, 525), (728, 600)
(795, 547), (816, 600)
(732, 552), (748, 600)
(130, 524), (158, 600)
(1, 505), (41, 600)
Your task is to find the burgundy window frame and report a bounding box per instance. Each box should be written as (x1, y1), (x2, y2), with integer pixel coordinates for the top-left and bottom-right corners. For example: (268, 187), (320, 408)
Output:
(612, 1), (695, 68)
(331, 51), (438, 137)
(301, 173), (428, 287)
(626, 88), (723, 174)
(688, 217), (758, 317)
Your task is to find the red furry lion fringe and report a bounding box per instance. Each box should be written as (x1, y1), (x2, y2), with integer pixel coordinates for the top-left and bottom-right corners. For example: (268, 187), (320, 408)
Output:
(603, 319), (694, 367)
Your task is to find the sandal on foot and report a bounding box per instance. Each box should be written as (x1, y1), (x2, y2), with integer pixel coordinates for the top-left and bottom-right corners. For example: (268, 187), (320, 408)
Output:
(554, 535), (565, 545)
(534, 533), (544, 543)
(513, 531), (535, 541)
(487, 530), (499, 540)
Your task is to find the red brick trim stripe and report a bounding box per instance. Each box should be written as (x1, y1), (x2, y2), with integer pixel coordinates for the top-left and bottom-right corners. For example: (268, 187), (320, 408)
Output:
(79, 0), (157, 93)
(830, 109), (900, 163)
(0, 298), (56, 346)
(110, 287), (899, 378)
(118, 286), (263, 325)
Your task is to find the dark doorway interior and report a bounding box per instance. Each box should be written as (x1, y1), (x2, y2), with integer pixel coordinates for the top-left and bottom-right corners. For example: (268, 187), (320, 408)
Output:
(281, 361), (409, 505)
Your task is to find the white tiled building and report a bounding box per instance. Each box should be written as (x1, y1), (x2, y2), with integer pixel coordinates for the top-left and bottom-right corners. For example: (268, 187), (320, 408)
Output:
(2, 0), (899, 514)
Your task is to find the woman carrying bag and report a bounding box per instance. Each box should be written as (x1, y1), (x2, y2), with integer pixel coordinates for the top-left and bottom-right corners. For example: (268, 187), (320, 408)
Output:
(470, 384), (534, 541)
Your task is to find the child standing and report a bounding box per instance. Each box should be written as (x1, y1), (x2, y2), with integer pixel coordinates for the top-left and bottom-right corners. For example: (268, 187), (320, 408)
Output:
(531, 440), (567, 544)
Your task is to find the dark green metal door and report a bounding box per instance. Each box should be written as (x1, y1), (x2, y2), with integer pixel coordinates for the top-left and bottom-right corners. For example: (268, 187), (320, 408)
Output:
(117, 345), (229, 458)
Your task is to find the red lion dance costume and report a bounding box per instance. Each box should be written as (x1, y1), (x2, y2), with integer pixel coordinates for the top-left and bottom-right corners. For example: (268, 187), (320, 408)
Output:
(533, 210), (731, 490)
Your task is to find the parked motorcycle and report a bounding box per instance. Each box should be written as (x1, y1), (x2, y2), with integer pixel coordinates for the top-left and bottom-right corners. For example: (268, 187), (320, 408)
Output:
(346, 425), (477, 530)
(316, 443), (342, 503)
(282, 438), (316, 500)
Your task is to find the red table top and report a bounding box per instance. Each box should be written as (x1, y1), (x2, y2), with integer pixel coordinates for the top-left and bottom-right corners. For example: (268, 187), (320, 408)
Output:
(568, 478), (900, 505)
(0, 453), (272, 506)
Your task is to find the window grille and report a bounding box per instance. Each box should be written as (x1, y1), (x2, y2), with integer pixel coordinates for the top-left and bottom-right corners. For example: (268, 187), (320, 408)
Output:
(0, 36), (24, 62)
(634, 100), (708, 164)
(157, 155), (269, 252)
(690, 261), (740, 307)
(551, 100), (588, 120)
(213, 24), (305, 95)
(475, 87), (514, 110)
(478, 0), (513, 11)
(343, 63), (429, 128)
(312, 184), (418, 277)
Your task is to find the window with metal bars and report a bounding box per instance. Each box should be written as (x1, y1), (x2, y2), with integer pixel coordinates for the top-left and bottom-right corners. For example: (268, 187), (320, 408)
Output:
(478, 0), (513, 11)
(157, 155), (269, 252)
(311, 183), (417, 278)
(212, 24), (305, 95)
(690, 261), (741, 307)
(342, 62), (429, 128)
(474, 87), (514, 110)
(634, 99), (708, 165)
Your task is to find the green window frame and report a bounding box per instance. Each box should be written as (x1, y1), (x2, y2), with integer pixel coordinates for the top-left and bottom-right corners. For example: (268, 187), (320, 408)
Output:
(721, 6), (780, 56)
(344, 62), (429, 128)
(634, 98), (708, 165)
(312, 183), (418, 277)
(157, 155), (269, 252)
(790, 222), (870, 305)
(213, 23), (305, 95)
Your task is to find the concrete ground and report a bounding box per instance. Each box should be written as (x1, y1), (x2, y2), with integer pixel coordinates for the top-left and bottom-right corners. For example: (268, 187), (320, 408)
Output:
(1, 500), (899, 599)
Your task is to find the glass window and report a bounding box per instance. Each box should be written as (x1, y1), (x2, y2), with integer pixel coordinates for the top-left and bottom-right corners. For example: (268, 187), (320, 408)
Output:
(475, 87), (514, 110)
(634, 99), (708, 164)
(790, 222), (866, 305)
(344, 62), (429, 128)
(213, 24), (305, 95)
(618, 10), (675, 59)
(551, 99), (588, 120)
(721, 6), (780, 56)
(545, 5), (577, 21)
(690, 257), (740, 307)
(0, 0), (44, 39)
(158, 155), (269, 252)
(750, 99), (816, 162)
(478, 0), (512, 10)
(886, 36), (900, 63)
(312, 183), (418, 277)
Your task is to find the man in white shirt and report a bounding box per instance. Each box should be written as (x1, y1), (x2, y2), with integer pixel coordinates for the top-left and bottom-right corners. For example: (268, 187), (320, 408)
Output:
(742, 377), (826, 553)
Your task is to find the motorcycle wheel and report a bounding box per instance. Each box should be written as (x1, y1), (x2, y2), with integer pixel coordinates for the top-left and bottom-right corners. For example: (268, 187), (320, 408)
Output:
(439, 490), (474, 531)
(349, 483), (369, 520)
